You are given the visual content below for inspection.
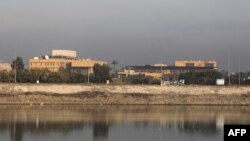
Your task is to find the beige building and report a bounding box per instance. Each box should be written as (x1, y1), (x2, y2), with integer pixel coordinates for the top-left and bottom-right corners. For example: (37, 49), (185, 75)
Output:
(0, 61), (11, 71)
(118, 60), (218, 80)
(30, 58), (72, 72)
(70, 59), (107, 74)
(175, 60), (217, 68)
(29, 50), (107, 75)
(118, 69), (164, 79)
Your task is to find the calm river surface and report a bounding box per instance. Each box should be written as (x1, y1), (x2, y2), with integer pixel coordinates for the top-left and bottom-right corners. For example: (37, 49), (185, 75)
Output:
(0, 105), (249, 141)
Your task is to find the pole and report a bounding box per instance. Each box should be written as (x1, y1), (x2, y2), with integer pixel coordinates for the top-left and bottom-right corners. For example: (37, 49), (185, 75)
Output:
(161, 65), (163, 86)
(119, 62), (123, 83)
(228, 53), (231, 85)
(239, 61), (241, 85)
(15, 61), (17, 83)
(87, 68), (90, 84)
(248, 67), (250, 76)
(14, 49), (17, 83)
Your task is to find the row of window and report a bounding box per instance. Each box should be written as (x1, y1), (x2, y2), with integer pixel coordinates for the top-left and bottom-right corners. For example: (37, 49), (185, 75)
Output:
(32, 68), (58, 71)
(185, 63), (215, 67)
(30, 62), (65, 66)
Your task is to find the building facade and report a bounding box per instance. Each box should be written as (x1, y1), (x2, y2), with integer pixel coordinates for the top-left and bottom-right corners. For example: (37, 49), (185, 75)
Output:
(118, 60), (218, 80)
(29, 50), (107, 75)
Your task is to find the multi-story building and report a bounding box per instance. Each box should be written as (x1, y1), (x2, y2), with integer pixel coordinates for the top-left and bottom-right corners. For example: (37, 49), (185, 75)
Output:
(118, 60), (218, 80)
(29, 50), (107, 75)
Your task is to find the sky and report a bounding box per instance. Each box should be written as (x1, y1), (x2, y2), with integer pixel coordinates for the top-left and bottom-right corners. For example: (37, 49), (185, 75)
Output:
(0, 0), (250, 71)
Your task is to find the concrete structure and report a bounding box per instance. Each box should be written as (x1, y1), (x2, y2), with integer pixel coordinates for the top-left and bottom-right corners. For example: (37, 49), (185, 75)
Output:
(118, 60), (218, 80)
(0, 61), (11, 71)
(175, 60), (217, 68)
(118, 69), (162, 79)
(52, 50), (77, 58)
(29, 50), (107, 75)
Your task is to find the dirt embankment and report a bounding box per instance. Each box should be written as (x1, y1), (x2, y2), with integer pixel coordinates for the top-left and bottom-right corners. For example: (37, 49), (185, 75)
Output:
(0, 84), (250, 105)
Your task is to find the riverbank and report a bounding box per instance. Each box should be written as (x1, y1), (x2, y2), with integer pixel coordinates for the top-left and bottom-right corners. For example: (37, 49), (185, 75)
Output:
(0, 84), (250, 105)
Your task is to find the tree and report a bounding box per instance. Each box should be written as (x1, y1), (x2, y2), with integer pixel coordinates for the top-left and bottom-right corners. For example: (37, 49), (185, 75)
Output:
(0, 70), (14, 83)
(28, 69), (50, 83)
(11, 56), (24, 71)
(123, 75), (160, 85)
(111, 60), (118, 78)
(11, 56), (25, 82)
(93, 64), (111, 83)
(70, 73), (87, 83)
(111, 60), (118, 71)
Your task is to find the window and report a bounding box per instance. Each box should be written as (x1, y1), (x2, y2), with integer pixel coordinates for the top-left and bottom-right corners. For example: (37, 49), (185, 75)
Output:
(205, 63), (214, 67)
(186, 63), (194, 67)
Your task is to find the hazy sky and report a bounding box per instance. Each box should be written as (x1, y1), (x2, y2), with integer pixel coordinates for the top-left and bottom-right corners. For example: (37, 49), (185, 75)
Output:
(0, 0), (250, 71)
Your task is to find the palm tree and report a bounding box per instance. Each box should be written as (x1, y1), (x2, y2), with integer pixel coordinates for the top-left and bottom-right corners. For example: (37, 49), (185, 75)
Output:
(111, 61), (118, 78)
(111, 60), (118, 71)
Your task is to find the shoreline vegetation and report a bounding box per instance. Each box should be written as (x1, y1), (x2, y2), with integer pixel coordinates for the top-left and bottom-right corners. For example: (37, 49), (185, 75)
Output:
(0, 84), (250, 105)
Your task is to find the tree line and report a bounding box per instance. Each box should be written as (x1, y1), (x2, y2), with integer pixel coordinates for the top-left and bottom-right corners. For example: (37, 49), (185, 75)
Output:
(178, 70), (222, 85)
(0, 57), (111, 83)
(1, 57), (250, 85)
(176, 70), (250, 85)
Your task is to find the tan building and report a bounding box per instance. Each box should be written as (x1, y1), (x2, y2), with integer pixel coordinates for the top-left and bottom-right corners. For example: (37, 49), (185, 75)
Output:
(175, 60), (217, 68)
(29, 50), (107, 75)
(70, 59), (107, 74)
(118, 69), (163, 79)
(118, 60), (218, 80)
(0, 61), (11, 71)
(30, 58), (72, 72)
(118, 63), (170, 79)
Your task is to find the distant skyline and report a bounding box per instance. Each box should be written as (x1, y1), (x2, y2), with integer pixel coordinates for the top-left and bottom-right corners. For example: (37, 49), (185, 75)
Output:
(0, 0), (250, 72)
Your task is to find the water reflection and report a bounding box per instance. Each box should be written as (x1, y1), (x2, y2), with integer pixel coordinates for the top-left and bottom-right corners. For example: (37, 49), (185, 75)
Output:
(0, 105), (249, 141)
(93, 122), (109, 140)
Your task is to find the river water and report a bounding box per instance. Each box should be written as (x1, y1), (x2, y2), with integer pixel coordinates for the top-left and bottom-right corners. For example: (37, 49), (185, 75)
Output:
(0, 105), (249, 141)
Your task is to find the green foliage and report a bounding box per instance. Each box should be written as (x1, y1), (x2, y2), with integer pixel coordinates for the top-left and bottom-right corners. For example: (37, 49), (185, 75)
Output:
(0, 70), (14, 83)
(10, 56), (25, 83)
(178, 71), (222, 85)
(70, 73), (88, 83)
(111, 60), (119, 78)
(0, 62), (111, 84)
(93, 64), (111, 83)
(130, 75), (150, 84)
(28, 69), (50, 83)
(111, 60), (118, 70)
(123, 75), (160, 85)
(245, 79), (250, 85)
(11, 56), (24, 71)
(226, 72), (249, 85)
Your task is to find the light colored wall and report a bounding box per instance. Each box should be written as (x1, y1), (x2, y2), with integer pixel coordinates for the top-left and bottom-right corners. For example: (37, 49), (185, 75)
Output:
(175, 60), (217, 67)
(52, 50), (77, 58)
